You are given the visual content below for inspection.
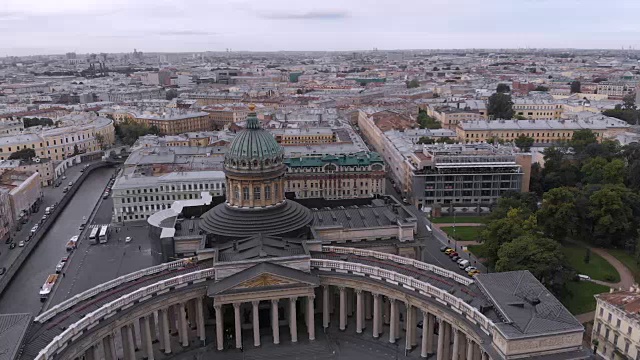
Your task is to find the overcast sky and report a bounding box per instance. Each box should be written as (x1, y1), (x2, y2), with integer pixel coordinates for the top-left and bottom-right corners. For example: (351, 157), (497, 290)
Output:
(1, 0), (640, 56)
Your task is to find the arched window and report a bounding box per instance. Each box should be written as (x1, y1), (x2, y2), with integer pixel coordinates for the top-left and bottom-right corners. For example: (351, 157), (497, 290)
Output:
(253, 160), (258, 167)
(254, 186), (261, 200)
(274, 183), (279, 199)
(234, 186), (240, 200)
(243, 187), (250, 200)
(265, 186), (271, 200)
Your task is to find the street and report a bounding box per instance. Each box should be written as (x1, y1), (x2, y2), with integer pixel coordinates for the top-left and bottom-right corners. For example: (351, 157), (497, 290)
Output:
(383, 178), (487, 274)
(0, 166), (115, 315)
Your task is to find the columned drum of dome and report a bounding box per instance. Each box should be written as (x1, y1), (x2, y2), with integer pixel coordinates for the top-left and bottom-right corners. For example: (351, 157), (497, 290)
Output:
(200, 104), (312, 240)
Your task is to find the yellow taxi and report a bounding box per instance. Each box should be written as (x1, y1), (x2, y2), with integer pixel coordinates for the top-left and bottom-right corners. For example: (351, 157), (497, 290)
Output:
(468, 269), (480, 277)
(444, 248), (455, 255)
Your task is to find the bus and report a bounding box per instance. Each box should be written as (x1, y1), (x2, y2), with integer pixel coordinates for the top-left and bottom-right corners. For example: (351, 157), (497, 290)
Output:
(98, 225), (109, 243)
(89, 227), (99, 243)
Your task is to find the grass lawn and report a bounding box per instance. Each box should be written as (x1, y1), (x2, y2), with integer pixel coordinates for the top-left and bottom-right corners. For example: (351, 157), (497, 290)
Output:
(562, 245), (620, 283)
(442, 226), (484, 241)
(560, 281), (610, 315)
(430, 216), (489, 224)
(606, 249), (640, 283)
(467, 244), (490, 263)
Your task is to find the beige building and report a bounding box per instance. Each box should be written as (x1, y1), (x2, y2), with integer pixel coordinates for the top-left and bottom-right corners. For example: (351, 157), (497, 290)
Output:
(0, 158), (55, 186)
(456, 116), (629, 144)
(273, 128), (336, 145)
(427, 106), (485, 129)
(0, 170), (41, 224)
(593, 286), (640, 360)
(0, 114), (115, 162)
(203, 104), (252, 129)
(512, 99), (564, 120)
(130, 110), (212, 135)
(0, 188), (12, 242)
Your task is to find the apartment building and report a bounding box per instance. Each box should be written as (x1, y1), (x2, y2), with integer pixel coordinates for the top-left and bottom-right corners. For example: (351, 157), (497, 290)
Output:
(596, 83), (635, 98)
(0, 114), (115, 162)
(0, 119), (24, 136)
(512, 99), (564, 120)
(593, 287), (640, 360)
(272, 128), (335, 145)
(202, 104), (252, 128)
(283, 152), (385, 200)
(408, 144), (530, 209)
(428, 106), (484, 129)
(0, 158), (55, 186)
(456, 115), (629, 144)
(0, 188), (12, 243)
(0, 170), (42, 224)
(111, 171), (226, 223)
(130, 110), (211, 135)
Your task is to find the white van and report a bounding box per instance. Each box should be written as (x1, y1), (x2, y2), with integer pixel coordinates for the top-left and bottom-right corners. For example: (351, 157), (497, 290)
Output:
(458, 260), (470, 269)
(44, 207), (51, 215)
(578, 274), (591, 281)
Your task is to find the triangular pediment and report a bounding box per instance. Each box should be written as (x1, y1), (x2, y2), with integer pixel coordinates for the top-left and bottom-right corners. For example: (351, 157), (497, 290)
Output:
(230, 273), (299, 290)
(208, 262), (320, 296)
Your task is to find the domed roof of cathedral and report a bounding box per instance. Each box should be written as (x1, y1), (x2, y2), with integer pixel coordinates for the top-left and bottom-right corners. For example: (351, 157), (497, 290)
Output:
(225, 105), (283, 169)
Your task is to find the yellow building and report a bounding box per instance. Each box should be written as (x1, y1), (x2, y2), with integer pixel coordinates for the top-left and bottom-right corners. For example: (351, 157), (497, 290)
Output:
(272, 128), (335, 145)
(202, 105), (251, 129)
(0, 114), (115, 162)
(512, 99), (563, 120)
(456, 116), (629, 144)
(131, 110), (211, 135)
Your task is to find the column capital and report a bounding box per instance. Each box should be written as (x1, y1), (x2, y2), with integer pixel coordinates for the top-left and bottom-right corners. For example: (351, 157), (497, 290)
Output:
(308, 294), (316, 300)
(355, 289), (363, 295)
(372, 292), (380, 299)
(338, 286), (346, 292)
(233, 302), (241, 310)
(271, 299), (279, 306)
(389, 297), (396, 304)
(289, 296), (298, 303)
(214, 304), (221, 311)
(252, 300), (260, 307)
(422, 310), (429, 318)
(467, 338), (474, 345)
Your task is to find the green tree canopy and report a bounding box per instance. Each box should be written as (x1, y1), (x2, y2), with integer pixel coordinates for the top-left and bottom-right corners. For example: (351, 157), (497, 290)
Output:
(416, 136), (434, 145)
(115, 120), (162, 146)
(584, 185), (639, 247)
(23, 117), (53, 128)
(165, 89), (178, 100)
(495, 234), (564, 285)
(570, 80), (581, 93)
(570, 129), (598, 154)
(417, 110), (441, 129)
(481, 208), (537, 265)
(487, 93), (514, 119)
(581, 157), (625, 185)
(514, 135), (534, 152)
(496, 83), (511, 93)
(537, 187), (579, 241)
(406, 79), (420, 89)
(8, 148), (36, 160)
(534, 85), (549, 92)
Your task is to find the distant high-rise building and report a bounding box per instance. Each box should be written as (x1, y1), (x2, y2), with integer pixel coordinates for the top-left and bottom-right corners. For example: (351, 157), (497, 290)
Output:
(65, 52), (76, 59)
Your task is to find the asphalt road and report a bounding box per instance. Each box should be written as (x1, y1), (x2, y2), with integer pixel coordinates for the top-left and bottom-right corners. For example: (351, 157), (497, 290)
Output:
(383, 178), (487, 275)
(0, 167), (115, 315)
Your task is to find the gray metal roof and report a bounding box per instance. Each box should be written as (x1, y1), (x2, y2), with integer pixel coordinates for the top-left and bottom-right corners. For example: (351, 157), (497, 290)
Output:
(475, 271), (583, 338)
(0, 313), (32, 360)
(217, 235), (307, 262)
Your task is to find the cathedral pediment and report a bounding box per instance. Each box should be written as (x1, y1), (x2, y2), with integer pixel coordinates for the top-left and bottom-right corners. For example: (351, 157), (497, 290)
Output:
(208, 262), (320, 296)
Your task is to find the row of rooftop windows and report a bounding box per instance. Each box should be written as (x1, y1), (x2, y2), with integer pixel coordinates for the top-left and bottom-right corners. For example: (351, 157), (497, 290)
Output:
(123, 182), (224, 195)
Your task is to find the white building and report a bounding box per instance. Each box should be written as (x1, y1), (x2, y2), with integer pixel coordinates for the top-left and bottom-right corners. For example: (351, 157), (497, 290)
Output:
(593, 286), (640, 360)
(111, 171), (225, 223)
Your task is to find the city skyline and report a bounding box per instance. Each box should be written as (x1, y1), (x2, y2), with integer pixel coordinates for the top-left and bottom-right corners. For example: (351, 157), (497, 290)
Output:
(2, 0), (640, 56)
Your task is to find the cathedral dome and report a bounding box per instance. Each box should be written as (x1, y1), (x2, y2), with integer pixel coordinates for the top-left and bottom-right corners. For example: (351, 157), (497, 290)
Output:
(225, 105), (283, 173)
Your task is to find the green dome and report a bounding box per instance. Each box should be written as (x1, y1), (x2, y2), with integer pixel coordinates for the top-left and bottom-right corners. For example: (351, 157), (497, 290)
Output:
(225, 112), (283, 170)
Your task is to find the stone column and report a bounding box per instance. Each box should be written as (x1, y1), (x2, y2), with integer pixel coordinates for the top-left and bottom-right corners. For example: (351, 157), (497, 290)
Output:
(85, 344), (95, 360)
(234, 303), (242, 349)
(271, 299), (280, 344)
(427, 313), (435, 354)
(94, 339), (105, 360)
(389, 298), (397, 344)
(323, 286), (330, 329)
(196, 298), (206, 342)
(347, 288), (354, 317)
(356, 289), (363, 334)
(481, 350), (488, 360)
(372, 293), (380, 338)
(339, 287), (346, 331)
(161, 308), (172, 354)
(168, 305), (177, 335)
(421, 311), (429, 358)
(452, 328), (460, 360)
(411, 306), (418, 347)
(252, 301), (261, 347)
(394, 300), (400, 339)
(466, 339), (474, 360)
(437, 320), (445, 360)
(132, 319), (142, 350)
(364, 292), (372, 320)
(103, 334), (115, 360)
(179, 302), (189, 347)
(188, 299), (197, 330)
(122, 324), (136, 360)
(443, 322), (451, 360)
(405, 302), (413, 351)
(307, 295), (315, 340)
(215, 305), (224, 351)
(289, 297), (298, 343)
(149, 311), (158, 343)
(141, 315), (155, 360)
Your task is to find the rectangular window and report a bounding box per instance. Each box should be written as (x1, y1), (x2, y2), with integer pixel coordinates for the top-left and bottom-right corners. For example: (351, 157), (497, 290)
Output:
(265, 186), (271, 200)
(243, 187), (250, 200)
(254, 186), (261, 200)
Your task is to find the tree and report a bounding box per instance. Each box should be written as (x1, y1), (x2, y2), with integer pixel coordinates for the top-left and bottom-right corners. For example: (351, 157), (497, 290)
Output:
(581, 157), (625, 185)
(570, 80), (581, 93)
(481, 208), (537, 264)
(514, 135), (534, 152)
(537, 187), (579, 241)
(583, 185), (638, 247)
(495, 234), (564, 285)
(94, 134), (107, 150)
(570, 129), (598, 154)
(165, 89), (178, 100)
(496, 83), (511, 93)
(534, 85), (549, 92)
(432, 67), (439, 71)
(406, 79), (420, 89)
(416, 136), (434, 145)
(73, 144), (79, 155)
(487, 93), (514, 119)
(23, 117), (53, 128)
(584, 248), (591, 264)
(114, 120), (162, 146)
(435, 137), (455, 144)
(603, 107), (640, 125)
(8, 148), (36, 160)
(623, 93), (637, 110)
(417, 110), (441, 129)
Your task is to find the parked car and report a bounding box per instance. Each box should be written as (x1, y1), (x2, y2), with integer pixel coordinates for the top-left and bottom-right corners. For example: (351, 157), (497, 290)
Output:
(61, 175), (67, 180)
(451, 256), (460, 262)
(18, 241), (25, 247)
(9, 243), (16, 250)
(444, 249), (455, 255)
(55, 260), (66, 273)
(468, 269), (480, 277)
(5, 237), (12, 244)
(63, 187), (69, 193)
(448, 252), (458, 258)
(464, 266), (477, 273)
(458, 260), (470, 269)
(439, 246), (451, 252)
(577, 274), (591, 281)
(125, 236), (132, 243)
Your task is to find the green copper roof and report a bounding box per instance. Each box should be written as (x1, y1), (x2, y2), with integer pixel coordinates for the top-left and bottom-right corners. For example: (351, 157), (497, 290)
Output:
(227, 112), (283, 161)
(284, 152), (383, 168)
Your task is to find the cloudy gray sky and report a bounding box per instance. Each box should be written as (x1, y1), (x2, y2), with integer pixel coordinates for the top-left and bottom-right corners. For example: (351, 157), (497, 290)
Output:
(1, 0), (639, 56)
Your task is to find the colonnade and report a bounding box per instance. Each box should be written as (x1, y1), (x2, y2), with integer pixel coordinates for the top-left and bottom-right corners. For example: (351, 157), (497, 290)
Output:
(74, 285), (489, 360)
